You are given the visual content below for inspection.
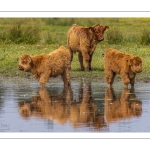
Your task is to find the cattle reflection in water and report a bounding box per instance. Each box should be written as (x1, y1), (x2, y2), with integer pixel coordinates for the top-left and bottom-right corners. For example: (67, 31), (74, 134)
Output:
(18, 83), (105, 130)
(70, 83), (105, 129)
(104, 88), (142, 124)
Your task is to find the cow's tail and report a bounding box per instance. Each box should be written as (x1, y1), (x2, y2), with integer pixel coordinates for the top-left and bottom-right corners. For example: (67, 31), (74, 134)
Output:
(66, 44), (73, 62)
(67, 35), (74, 62)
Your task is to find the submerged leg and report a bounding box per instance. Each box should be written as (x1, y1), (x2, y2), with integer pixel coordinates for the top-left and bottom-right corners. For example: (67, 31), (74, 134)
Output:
(120, 72), (130, 89)
(105, 70), (116, 88)
(130, 75), (136, 88)
(61, 68), (71, 87)
(39, 72), (50, 90)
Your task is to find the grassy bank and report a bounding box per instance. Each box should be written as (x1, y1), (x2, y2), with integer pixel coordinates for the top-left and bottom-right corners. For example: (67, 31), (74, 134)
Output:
(0, 43), (150, 81)
(0, 18), (150, 81)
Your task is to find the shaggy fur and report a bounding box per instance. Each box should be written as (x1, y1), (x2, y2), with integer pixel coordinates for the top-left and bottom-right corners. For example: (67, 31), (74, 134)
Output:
(67, 24), (109, 71)
(18, 46), (71, 89)
(104, 88), (142, 123)
(104, 48), (142, 88)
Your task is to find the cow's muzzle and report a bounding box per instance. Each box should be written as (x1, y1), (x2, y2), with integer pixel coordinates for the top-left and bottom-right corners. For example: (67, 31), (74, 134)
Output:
(98, 37), (104, 41)
(18, 65), (24, 71)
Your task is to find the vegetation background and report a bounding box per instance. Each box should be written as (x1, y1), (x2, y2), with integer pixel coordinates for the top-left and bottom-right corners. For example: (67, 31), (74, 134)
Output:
(0, 18), (150, 80)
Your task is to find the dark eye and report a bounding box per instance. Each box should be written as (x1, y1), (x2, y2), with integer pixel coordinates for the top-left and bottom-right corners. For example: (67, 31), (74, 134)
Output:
(22, 60), (27, 64)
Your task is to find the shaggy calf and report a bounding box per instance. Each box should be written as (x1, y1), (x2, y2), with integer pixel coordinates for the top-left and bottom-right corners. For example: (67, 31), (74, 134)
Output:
(104, 48), (142, 88)
(18, 46), (71, 89)
(67, 24), (109, 71)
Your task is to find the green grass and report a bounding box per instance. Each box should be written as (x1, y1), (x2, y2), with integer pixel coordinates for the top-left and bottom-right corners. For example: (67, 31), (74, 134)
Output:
(0, 43), (149, 80)
(0, 18), (150, 81)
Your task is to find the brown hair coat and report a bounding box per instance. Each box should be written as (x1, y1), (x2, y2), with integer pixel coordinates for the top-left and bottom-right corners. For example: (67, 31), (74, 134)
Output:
(18, 46), (71, 89)
(104, 48), (142, 88)
(67, 24), (109, 71)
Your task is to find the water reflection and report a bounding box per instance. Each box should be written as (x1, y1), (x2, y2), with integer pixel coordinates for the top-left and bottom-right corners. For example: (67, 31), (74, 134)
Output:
(70, 82), (105, 129)
(0, 77), (148, 132)
(18, 82), (105, 130)
(19, 86), (73, 123)
(104, 88), (142, 124)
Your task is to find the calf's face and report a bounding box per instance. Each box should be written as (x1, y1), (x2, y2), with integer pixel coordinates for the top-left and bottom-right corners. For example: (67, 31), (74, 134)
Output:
(92, 24), (109, 41)
(130, 57), (142, 73)
(18, 54), (32, 72)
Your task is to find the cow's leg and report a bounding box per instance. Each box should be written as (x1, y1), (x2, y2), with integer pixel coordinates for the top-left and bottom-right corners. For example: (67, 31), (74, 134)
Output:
(105, 70), (116, 88)
(82, 52), (90, 71)
(78, 52), (84, 71)
(61, 68), (71, 88)
(111, 72), (116, 86)
(89, 53), (93, 71)
(120, 72), (130, 89)
(130, 75), (136, 88)
(39, 72), (50, 90)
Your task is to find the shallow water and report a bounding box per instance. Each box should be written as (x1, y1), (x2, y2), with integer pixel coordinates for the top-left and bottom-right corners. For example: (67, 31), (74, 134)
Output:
(0, 77), (150, 132)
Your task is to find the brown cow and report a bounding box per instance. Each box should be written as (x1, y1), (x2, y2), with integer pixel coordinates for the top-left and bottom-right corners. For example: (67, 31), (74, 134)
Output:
(67, 24), (109, 71)
(104, 48), (142, 89)
(18, 46), (71, 89)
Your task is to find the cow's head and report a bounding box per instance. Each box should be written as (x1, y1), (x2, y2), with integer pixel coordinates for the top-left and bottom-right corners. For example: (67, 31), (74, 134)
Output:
(18, 54), (33, 72)
(127, 56), (142, 73)
(90, 24), (109, 41)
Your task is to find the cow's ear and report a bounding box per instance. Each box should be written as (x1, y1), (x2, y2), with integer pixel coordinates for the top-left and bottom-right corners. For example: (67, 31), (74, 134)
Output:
(104, 26), (109, 32)
(89, 27), (94, 32)
(126, 59), (131, 66)
(126, 58), (134, 66)
(26, 56), (32, 63)
(21, 54), (32, 64)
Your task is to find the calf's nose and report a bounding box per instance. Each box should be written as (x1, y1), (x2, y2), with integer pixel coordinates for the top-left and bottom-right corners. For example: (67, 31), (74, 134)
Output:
(98, 36), (104, 41)
(18, 65), (24, 70)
